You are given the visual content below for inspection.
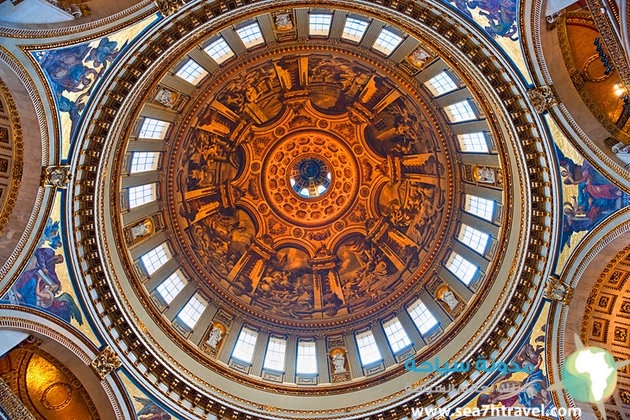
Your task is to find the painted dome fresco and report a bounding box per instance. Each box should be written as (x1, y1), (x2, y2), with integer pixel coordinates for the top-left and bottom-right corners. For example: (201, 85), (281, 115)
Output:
(166, 48), (453, 327)
(4, 0), (630, 417)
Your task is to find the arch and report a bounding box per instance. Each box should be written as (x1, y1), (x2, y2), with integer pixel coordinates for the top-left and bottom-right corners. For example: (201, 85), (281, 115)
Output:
(0, 58), (51, 290)
(520, 0), (630, 187)
(0, 1), (151, 32)
(549, 206), (630, 417)
(0, 307), (134, 420)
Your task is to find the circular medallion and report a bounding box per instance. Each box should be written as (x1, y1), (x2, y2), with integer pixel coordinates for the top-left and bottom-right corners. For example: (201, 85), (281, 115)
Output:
(261, 130), (359, 227)
(40, 382), (73, 411)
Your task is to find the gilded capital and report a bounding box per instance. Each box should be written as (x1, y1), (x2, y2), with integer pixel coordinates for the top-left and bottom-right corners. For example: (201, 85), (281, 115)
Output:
(154, 0), (186, 16)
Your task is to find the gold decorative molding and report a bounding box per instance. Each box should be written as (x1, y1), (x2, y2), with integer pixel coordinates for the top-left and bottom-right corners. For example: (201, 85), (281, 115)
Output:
(584, 0), (630, 95)
(0, 377), (36, 420)
(0, 2), (153, 39)
(154, 0), (186, 16)
(520, 0), (630, 189)
(90, 347), (122, 380)
(0, 79), (24, 238)
(556, 12), (630, 141)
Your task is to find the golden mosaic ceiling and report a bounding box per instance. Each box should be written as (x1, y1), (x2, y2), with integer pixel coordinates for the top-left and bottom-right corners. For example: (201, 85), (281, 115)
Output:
(165, 48), (453, 327)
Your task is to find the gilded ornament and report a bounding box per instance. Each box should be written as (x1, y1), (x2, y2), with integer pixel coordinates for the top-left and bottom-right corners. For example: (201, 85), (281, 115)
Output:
(43, 165), (71, 188)
(40, 382), (73, 410)
(543, 275), (573, 304)
(91, 346), (122, 379)
(273, 12), (294, 32)
(0, 377), (36, 420)
(154, 0), (185, 16)
(526, 86), (558, 113)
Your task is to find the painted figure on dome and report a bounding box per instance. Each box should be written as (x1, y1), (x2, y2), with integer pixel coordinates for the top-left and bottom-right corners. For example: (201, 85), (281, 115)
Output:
(42, 218), (62, 249)
(35, 37), (122, 132)
(13, 247), (63, 307)
(476, 329), (555, 415)
(253, 248), (315, 318)
(556, 145), (626, 250)
(134, 396), (171, 420)
(2, 218), (84, 326)
(10, 247), (83, 325)
(449, 0), (519, 40)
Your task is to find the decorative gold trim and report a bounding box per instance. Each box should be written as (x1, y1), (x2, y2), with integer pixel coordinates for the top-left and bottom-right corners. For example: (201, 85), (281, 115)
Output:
(584, 0), (630, 95)
(42, 165), (71, 189)
(154, 0), (186, 16)
(549, 208), (630, 416)
(0, 309), (134, 419)
(0, 78), (24, 237)
(91, 346), (122, 379)
(527, 85), (559, 113)
(0, 1), (153, 39)
(0, 376), (36, 420)
(519, 0), (630, 188)
(543, 274), (572, 304)
(556, 12), (629, 143)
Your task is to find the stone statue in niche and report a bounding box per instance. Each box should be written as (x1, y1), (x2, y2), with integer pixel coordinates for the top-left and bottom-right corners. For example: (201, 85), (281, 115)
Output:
(408, 47), (432, 69)
(207, 325), (224, 349)
(473, 165), (496, 184)
(154, 87), (177, 108)
(131, 219), (153, 241)
(332, 352), (346, 373)
(274, 13), (294, 31)
(437, 286), (459, 311)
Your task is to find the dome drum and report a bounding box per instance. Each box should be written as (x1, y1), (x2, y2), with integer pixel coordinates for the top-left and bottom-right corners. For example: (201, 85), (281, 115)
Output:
(64, 0), (556, 418)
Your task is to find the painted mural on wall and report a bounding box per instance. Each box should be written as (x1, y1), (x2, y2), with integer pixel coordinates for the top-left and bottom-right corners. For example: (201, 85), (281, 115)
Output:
(2, 218), (83, 326)
(134, 396), (172, 420)
(451, 303), (558, 419)
(119, 371), (178, 420)
(556, 143), (627, 254)
(31, 14), (158, 159)
(34, 37), (123, 133)
(444, 0), (519, 40)
(168, 53), (449, 321)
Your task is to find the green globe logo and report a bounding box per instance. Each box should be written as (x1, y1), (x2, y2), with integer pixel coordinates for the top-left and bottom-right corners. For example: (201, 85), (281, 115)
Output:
(562, 346), (617, 403)
(548, 334), (630, 418)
